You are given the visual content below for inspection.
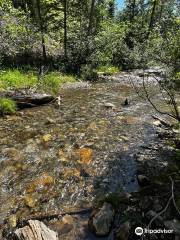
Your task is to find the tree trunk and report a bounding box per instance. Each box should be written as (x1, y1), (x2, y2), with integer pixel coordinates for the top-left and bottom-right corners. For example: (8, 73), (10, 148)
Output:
(63, 0), (68, 60)
(36, 0), (47, 65)
(88, 0), (95, 36)
(147, 0), (158, 38)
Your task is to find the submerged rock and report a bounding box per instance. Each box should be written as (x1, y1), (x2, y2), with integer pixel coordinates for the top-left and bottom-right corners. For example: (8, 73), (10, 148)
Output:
(45, 118), (56, 125)
(137, 175), (150, 187)
(24, 195), (37, 208)
(104, 103), (115, 109)
(7, 214), (17, 228)
(76, 147), (93, 165)
(26, 172), (54, 193)
(62, 215), (74, 225)
(89, 202), (114, 236)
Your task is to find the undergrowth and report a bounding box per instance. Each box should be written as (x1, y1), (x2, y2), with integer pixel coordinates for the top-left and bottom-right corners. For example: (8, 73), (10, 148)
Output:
(97, 65), (120, 76)
(0, 69), (77, 95)
(0, 98), (17, 115)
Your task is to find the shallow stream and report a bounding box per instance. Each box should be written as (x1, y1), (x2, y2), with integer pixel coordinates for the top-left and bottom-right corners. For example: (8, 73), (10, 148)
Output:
(0, 72), (176, 238)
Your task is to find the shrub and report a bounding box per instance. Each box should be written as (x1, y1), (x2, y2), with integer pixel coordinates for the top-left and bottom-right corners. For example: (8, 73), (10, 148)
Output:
(0, 70), (77, 94)
(80, 65), (98, 81)
(0, 98), (17, 115)
(97, 65), (120, 76)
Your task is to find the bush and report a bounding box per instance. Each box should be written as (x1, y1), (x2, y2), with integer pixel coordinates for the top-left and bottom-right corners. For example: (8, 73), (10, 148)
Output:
(0, 98), (17, 115)
(80, 65), (98, 81)
(97, 65), (120, 76)
(0, 70), (77, 95)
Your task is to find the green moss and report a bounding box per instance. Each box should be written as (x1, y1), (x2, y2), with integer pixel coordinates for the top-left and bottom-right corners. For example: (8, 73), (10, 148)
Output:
(0, 98), (17, 115)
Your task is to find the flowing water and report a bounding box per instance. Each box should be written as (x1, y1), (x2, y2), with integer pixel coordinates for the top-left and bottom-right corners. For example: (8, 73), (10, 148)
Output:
(0, 72), (176, 237)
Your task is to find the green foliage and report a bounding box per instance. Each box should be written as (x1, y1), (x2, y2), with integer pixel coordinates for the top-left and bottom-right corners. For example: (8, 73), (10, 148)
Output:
(80, 65), (98, 81)
(0, 98), (17, 115)
(0, 70), (37, 90)
(97, 65), (120, 76)
(40, 72), (77, 95)
(0, 69), (77, 95)
(0, 0), (179, 77)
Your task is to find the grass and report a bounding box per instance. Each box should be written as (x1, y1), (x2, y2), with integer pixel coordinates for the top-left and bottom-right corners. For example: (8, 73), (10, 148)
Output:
(97, 65), (120, 76)
(0, 69), (37, 90)
(0, 69), (78, 115)
(0, 98), (17, 115)
(41, 72), (77, 95)
(0, 69), (77, 95)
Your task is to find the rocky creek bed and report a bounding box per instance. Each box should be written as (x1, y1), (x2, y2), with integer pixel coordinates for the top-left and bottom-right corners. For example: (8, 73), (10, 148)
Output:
(0, 71), (180, 240)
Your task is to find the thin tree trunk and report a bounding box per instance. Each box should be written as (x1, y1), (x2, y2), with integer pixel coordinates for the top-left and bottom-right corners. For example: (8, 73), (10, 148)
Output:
(63, 0), (68, 60)
(36, 0), (47, 65)
(147, 0), (158, 38)
(131, 0), (136, 21)
(88, 0), (95, 36)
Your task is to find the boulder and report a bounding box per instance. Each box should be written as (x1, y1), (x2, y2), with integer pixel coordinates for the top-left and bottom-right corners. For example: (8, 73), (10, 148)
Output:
(137, 175), (150, 187)
(15, 220), (58, 240)
(89, 202), (114, 236)
(116, 221), (130, 240)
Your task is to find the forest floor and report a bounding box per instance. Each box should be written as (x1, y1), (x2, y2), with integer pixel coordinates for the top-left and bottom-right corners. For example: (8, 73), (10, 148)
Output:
(0, 70), (180, 240)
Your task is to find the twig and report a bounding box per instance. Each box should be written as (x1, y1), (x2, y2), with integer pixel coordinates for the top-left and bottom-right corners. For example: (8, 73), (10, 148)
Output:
(141, 176), (180, 239)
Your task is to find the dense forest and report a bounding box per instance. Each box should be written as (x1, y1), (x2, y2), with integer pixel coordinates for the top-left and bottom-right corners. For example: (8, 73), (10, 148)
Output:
(0, 1), (180, 240)
(0, 0), (179, 72)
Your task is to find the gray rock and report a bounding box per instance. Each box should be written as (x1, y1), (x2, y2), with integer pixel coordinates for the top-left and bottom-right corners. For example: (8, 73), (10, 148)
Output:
(89, 202), (114, 236)
(116, 221), (130, 240)
(45, 118), (56, 124)
(164, 219), (180, 235)
(104, 103), (115, 109)
(137, 175), (150, 187)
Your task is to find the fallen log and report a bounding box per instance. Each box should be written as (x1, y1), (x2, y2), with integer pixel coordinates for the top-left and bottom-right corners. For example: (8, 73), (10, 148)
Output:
(0, 91), (54, 109)
(17, 208), (92, 227)
(15, 220), (58, 240)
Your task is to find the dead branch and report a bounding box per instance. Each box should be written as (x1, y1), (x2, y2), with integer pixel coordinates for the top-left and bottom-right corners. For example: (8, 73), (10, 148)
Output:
(17, 208), (92, 227)
(141, 177), (180, 239)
